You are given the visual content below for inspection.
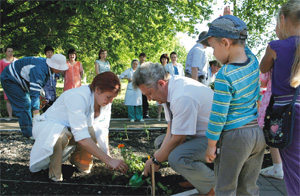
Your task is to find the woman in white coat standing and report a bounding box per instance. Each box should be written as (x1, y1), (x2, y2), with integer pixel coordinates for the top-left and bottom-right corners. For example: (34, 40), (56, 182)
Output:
(165, 52), (185, 77)
(119, 59), (143, 122)
(29, 72), (128, 181)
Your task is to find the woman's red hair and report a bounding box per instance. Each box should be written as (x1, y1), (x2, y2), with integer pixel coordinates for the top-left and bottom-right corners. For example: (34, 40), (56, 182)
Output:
(90, 72), (121, 93)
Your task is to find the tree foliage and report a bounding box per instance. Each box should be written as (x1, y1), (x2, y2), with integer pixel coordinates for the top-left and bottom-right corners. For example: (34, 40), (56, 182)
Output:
(1, 0), (289, 82)
(1, 0), (213, 82)
(225, 0), (288, 57)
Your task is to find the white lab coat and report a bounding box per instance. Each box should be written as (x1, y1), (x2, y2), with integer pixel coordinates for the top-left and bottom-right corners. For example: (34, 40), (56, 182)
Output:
(119, 68), (142, 106)
(29, 85), (111, 172)
(165, 62), (185, 76)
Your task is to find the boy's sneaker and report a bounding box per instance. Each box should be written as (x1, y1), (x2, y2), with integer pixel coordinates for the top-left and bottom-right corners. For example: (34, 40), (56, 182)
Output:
(139, 119), (144, 122)
(130, 119), (135, 122)
(260, 166), (284, 180)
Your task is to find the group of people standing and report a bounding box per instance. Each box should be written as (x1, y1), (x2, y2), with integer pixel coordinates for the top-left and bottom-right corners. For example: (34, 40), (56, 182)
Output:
(0, 1), (299, 196)
(120, 49), (222, 123)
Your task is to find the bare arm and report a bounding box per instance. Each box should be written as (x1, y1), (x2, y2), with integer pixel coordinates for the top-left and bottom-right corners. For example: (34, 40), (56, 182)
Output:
(191, 67), (199, 81)
(260, 80), (268, 88)
(154, 134), (186, 162)
(159, 121), (172, 149)
(205, 139), (218, 163)
(223, 6), (231, 15)
(32, 110), (39, 114)
(143, 132), (186, 177)
(105, 135), (110, 156)
(95, 62), (99, 75)
(123, 77), (132, 83)
(78, 138), (128, 173)
(260, 45), (276, 73)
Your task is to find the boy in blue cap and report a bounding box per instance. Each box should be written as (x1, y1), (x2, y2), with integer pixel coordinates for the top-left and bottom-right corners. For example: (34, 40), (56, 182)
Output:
(199, 7), (266, 195)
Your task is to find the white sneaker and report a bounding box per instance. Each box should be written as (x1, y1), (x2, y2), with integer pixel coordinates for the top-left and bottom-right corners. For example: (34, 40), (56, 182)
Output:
(139, 119), (144, 122)
(260, 166), (284, 180)
(130, 119), (135, 122)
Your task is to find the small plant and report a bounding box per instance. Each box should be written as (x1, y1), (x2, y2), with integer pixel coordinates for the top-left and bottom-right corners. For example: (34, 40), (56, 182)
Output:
(118, 144), (145, 174)
(143, 123), (150, 141)
(157, 182), (172, 195)
(123, 124), (129, 140)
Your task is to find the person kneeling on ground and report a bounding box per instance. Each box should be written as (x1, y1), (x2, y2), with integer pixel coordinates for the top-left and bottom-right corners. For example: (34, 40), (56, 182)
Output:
(132, 62), (216, 195)
(29, 72), (128, 181)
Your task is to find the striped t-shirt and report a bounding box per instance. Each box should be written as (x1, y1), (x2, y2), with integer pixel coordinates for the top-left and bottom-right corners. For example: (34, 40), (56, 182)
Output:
(206, 46), (259, 141)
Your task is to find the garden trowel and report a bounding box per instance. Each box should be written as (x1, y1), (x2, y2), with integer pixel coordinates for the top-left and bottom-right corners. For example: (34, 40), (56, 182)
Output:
(129, 172), (146, 189)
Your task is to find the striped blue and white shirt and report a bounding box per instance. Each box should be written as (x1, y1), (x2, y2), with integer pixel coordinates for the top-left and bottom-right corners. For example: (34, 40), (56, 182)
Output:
(206, 47), (259, 141)
(8, 57), (50, 110)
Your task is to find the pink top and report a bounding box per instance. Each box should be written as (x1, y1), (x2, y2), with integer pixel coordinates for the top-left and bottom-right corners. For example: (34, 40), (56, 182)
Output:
(257, 70), (272, 128)
(63, 61), (83, 92)
(0, 57), (19, 99)
(0, 57), (18, 74)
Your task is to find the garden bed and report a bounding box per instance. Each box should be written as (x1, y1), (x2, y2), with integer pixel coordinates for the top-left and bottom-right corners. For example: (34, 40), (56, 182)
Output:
(0, 128), (273, 195)
(0, 129), (192, 195)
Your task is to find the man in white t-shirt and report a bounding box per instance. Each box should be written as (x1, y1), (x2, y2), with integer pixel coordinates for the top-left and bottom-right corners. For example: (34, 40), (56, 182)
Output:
(132, 62), (216, 195)
(185, 31), (209, 83)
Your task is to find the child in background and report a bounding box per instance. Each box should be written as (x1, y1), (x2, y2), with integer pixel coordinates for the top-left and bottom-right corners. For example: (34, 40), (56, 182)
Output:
(258, 71), (284, 180)
(63, 49), (83, 92)
(119, 59), (143, 122)
(200, 7), (266, 195)
(260, 0), (300, 194)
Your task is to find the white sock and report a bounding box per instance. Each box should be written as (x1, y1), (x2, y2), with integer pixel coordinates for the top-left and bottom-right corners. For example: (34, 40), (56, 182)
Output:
(273, 163), (283, 172)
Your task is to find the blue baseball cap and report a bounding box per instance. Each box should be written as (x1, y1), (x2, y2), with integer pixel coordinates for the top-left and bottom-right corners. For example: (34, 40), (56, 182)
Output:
(198, 15), (248, 46)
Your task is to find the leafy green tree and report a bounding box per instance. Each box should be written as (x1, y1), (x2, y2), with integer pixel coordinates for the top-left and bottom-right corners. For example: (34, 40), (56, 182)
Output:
(225, 0), (288, 57)
(1, 0), (212, 82)
(1, 0), (288, 82)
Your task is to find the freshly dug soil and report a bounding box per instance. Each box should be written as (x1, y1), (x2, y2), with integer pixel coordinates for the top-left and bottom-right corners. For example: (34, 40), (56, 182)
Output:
(0, 129), (272, 195)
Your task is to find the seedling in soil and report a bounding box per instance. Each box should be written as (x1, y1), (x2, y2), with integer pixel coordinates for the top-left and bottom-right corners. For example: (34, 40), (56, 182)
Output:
(144, 123), (150, 141)
(118, 144), (145, 174)
(123, 124), (129, 140)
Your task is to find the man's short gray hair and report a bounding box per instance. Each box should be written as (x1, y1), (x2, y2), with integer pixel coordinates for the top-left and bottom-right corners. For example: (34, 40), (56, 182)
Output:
(132, 62), (169, 89)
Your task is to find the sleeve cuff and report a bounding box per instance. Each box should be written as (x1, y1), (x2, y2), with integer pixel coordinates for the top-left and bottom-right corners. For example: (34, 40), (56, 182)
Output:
(72, 127), (91, 142)
(205, 130), (220, 141)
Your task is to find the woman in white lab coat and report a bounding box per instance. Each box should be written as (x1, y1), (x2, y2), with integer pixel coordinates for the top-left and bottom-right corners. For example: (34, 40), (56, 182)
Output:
(165, 52), (185, 77)
(119, 59), (143, 122)
(29, 72), (128, 181)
